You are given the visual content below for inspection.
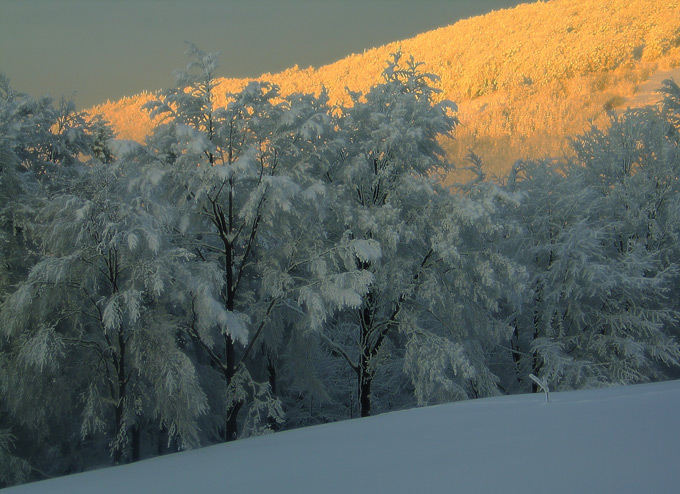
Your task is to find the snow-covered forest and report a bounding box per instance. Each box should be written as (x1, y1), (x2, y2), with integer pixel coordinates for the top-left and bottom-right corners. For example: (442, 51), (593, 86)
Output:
(2, 48), (680, 487)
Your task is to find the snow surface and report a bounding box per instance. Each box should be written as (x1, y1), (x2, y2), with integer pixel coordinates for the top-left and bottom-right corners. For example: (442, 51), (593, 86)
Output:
(5, 380), (679, 493)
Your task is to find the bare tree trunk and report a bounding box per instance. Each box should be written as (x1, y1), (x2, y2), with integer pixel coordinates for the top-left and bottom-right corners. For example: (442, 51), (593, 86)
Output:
(267, 356), (280, 431)
(358, 360), (373, 418)
(358, 315), (374, 418)
(131, 425), (140, 462)
(223, 334), (243, 441)
(113, 331), (127, 465)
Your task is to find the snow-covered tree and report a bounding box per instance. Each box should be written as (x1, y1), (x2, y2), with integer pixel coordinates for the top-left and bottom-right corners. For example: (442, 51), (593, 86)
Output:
(0, 155), (208, 467)
(503, 159), (613, 389)
(0, 74), (115, 295)
(0, 76), (99, 176)
(141, 45), (336, 440)
(0, 429), (31, 487)
(306, 54), (520, 416)
(0, 75), (43, 295)
(0, 136), (34, 487)
(574, 107), (680, 378)
(0, 141), (25, 297)
(504, 104), (680, 391)
(402, 154), (525, 405)
(658, 78), (680, 133)
(0, 75), (110, 482)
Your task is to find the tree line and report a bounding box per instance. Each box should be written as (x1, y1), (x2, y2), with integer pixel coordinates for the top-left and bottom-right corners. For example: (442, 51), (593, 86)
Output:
(1, 48), (680, 487)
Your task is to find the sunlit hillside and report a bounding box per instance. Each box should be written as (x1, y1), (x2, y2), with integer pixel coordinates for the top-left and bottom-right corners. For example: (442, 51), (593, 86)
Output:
(91, 0), (680, 178)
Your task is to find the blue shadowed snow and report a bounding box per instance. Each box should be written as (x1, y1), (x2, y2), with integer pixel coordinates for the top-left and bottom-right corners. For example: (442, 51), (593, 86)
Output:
(5, 380), (679, 493)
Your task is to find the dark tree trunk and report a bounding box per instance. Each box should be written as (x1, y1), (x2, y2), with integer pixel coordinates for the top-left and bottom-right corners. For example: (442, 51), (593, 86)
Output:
(267, 356), (280, 431)
(531, 285), (544, 393)
(359, 323), (373, 417)
(157, 426), (167, 456)
(358, 295), (374, 418)
(113, 402), (125, 465)
(225, 400), (243, 442)
(131, 425), (141, 462)
(267, 356), (277, 395)
(113, 330), (128, 465)
(359, 367), (372, 418)
(510, 322), (524, 386)
(223, 333), (243, 441)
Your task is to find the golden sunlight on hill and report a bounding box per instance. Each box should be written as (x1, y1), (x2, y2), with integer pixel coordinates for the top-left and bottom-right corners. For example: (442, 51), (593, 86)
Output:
(91, 0), (680, 178)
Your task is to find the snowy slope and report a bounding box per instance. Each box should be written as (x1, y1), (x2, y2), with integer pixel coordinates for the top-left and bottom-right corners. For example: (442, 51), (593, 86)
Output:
(5, 380), (679, 494)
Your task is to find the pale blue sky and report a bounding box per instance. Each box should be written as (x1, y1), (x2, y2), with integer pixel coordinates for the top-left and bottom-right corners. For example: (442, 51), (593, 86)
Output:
(1, 0), (526, 107)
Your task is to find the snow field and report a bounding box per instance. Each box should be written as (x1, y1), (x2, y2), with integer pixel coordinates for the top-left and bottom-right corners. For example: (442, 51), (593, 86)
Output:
(6, 380), (679, 494)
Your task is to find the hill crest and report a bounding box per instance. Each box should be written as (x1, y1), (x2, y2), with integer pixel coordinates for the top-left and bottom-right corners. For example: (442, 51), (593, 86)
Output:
(91, 0), (680, 176)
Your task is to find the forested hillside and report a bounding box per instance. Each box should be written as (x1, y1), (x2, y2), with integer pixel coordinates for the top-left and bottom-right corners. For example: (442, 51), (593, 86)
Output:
(92, 0), (680, 178)
(3, 47), (680, 487)
(3, 0), (680, 488)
